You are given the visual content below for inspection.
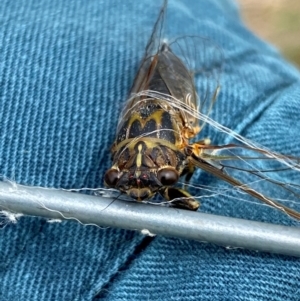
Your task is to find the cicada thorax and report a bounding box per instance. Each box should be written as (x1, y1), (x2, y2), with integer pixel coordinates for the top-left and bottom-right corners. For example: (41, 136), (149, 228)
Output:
(107, 97), (189, 201)
(104, 43), (201, 209)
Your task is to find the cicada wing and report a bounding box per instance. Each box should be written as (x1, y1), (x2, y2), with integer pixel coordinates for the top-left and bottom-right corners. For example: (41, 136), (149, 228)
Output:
(168, 36), (223, 128)
(143, 0), (168, 62)
(117, 0), (168, 132)
(189, 143), (300, 220)
(118, 2), (224, 135)
(129, 36), (224, 136)
(129, 0), (167, 96)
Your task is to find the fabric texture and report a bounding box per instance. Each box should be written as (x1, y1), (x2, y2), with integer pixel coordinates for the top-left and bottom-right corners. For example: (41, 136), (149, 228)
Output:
(0, 0), (300, 300)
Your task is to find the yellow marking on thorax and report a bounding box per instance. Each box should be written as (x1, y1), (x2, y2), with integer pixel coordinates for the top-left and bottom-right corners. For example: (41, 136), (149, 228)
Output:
(127, 109), (165, 129)
(125, 107), (185, 145)
(134, 143), (143, 178)
(112, 137), (184, 155)
(136, 144), (143, 168)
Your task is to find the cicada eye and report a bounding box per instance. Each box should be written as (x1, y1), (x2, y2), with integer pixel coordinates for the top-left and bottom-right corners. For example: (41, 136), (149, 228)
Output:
(157, 167), (179, 186)
(104, 169), (119, 187)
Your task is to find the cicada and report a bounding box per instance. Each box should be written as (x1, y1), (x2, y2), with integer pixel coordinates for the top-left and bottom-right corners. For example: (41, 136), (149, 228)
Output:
(104, 0), (300, 220)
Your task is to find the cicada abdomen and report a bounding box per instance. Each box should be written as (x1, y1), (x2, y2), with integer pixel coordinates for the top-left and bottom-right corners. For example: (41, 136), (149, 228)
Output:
(104, 0), (300, 220)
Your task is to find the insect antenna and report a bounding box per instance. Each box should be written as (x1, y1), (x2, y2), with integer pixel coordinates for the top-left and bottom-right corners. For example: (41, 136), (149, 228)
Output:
(99, 192), (124, 213)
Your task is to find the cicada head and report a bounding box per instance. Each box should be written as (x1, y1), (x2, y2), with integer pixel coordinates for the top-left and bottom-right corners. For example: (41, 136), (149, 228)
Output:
(104, 141), (184, 201)
(104, 166), (180, 201)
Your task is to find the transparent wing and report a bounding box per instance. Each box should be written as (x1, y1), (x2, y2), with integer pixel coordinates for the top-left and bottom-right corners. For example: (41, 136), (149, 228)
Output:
(127, 0), (167, 97)
(168, 35), (223, 128)
(188, 143), (300, 220)
(117, 0), (223, 135)
(117, 0), (167, 133)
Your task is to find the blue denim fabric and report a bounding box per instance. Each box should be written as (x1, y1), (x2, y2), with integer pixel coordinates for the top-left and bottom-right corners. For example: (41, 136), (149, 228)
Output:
(0, 0), (300, 300)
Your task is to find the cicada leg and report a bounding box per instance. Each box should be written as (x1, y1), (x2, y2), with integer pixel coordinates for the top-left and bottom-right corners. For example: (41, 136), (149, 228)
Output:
(187, 138), (211, 158)
(183, 165), (195, 188)
(160, 138), (211, 210)
(183, 137), (215, 189)
(159, 187), (200, 211)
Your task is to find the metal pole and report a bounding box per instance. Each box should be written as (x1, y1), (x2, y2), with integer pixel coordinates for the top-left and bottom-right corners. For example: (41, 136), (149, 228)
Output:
(0, 181), (299, 257)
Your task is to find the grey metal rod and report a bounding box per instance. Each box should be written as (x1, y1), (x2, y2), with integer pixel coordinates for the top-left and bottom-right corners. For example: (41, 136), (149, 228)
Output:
(0, 181), (299, 257)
